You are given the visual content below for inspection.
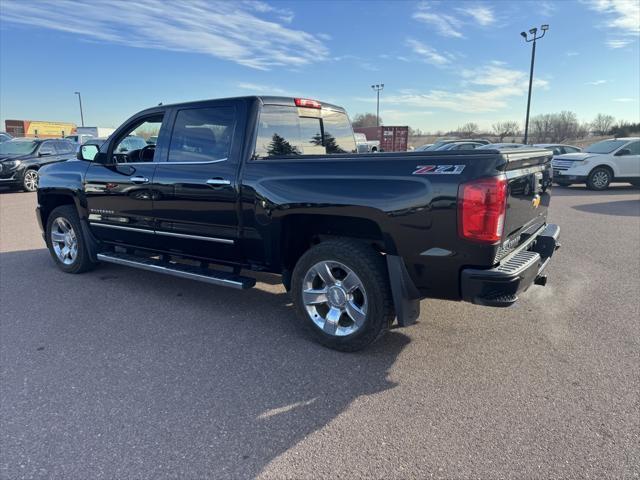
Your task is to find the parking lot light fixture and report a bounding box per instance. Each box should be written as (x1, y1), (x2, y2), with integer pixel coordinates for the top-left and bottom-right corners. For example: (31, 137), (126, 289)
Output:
(371, 84), (384, 127)
(74, 91), (84, 127)
(521, 25), (549, 144)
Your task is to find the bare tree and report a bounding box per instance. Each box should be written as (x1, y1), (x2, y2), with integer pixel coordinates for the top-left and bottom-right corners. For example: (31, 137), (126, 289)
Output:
(552, 111), (579, 142)
(576, 122), (590, 139)
(530, 114), (554, 143)
(491, 121), (520, 142)
(591, 113), (615, 135)
(352, 113), (382, 128)
(458, 122), (479, 137)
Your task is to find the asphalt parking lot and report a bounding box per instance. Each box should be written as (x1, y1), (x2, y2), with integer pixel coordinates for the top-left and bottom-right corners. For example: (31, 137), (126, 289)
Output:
(1, 185), (639, 479)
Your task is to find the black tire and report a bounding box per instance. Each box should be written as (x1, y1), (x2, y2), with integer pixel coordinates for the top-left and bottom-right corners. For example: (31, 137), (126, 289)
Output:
(22, 169), (39, 192)
(587, 167), (612, 191)
(45, 205), (96, 273)
(291, 239), (394, 352)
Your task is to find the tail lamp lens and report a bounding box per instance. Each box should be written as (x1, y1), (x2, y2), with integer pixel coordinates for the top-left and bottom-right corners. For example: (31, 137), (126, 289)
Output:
(458, 176), (508, 243)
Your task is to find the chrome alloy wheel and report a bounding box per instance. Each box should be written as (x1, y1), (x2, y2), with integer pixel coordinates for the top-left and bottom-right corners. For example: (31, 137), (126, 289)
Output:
(50, 217), (78, 265)
(592, 170), (610, 189)
(24, 170), (39, 191)
(302, 260), (368, 336)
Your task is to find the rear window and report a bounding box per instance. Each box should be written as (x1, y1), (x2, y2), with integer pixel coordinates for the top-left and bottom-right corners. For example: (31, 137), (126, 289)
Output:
(255, 105), (356, 158)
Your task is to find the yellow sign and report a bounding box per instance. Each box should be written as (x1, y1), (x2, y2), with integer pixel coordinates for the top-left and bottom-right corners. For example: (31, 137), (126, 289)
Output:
(25, 121), (77, 137)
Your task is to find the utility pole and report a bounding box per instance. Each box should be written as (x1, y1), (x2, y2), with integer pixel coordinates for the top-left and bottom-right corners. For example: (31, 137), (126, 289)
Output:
(74, 91), (85, 127)
(371, 84), (384, 127)
(521, 25), (549, 144)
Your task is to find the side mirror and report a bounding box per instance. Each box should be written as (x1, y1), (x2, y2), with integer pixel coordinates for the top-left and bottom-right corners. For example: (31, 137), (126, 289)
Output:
(615, 148), (631, 156)
(78, 144), (99, 161)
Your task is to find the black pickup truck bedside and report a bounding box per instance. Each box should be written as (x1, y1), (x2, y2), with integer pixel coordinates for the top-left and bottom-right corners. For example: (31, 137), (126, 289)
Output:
(460, 224), (560, 307)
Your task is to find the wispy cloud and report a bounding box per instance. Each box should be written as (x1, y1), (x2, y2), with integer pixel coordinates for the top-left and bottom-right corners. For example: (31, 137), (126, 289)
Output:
(566, 51), (580, 56)
(539, 1), (557, 16)
(413, 3), (464, 38)
(413, 1), (497, 37)
(406, 39), (452, 65)
(613, 97), (637, 102)
(381, 63), (549, 113)
(456, 4), (496, 26)
(333, 54), (379, 71)
(584, 0), (640, 48)
(606, 39), (634, 48)
(237, 82), (286, 94)
(585, 79), (607, 85)
(1, 0), (328, 70)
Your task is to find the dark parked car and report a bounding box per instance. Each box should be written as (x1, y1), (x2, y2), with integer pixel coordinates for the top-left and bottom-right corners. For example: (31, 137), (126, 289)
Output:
(424, 138), (491, 151)
(477, 143), (525, 150)
(0, 138), (76, 191)
(532, 144), (581, 156)
(435, 141), (485, 151)
(37, 96), (560, 351)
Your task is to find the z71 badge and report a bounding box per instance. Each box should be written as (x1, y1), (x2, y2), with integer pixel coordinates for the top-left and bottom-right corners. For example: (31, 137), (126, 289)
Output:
(412, 165), (466, 175)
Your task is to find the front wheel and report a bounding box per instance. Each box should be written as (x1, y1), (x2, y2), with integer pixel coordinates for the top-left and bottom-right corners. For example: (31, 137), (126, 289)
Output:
(587, 167), (612, 190)
(45, 205), (96, 273)
(291, 239), (394, 352)
(23, 169), (39, 192)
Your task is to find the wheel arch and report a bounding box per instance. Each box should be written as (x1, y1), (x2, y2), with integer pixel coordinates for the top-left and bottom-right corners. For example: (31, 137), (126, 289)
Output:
(37, 191), (80, 230)
(589, 163), (616, 178)
(277, 213), (396, 275)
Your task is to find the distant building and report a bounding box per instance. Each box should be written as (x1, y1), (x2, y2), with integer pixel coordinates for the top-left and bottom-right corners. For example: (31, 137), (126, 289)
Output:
(5, 120), (77, 138)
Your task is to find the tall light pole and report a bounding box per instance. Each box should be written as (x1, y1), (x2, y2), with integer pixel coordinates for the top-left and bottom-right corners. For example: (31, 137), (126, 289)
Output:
(521, 25), (548, 144)
(371, 84), (384, 127)
(74, 91), (85, 127)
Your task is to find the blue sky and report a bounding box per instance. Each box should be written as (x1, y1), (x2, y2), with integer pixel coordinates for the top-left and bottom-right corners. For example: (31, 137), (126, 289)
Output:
(1, 0), (638, 132)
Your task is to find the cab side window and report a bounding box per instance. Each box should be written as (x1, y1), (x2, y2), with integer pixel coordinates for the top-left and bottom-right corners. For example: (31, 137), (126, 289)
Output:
(38, 141), (56, 156)
(626, 142), (640, 155)
(112, 115), (163, 163)
(168, 107), (236, 163)
(55, 140), (75, 154)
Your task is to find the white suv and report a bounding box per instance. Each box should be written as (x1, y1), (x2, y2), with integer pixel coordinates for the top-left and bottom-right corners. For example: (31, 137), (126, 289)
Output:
(552, 138), (640, 190)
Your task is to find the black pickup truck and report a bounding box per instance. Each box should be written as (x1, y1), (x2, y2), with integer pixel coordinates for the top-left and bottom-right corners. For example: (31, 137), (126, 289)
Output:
(36, 96), (560, 351)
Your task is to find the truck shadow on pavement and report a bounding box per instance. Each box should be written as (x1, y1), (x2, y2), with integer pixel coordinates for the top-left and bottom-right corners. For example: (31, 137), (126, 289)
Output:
(572, 199), (640, 217)
(0, 248), (410, 479)
(552, 184), (639, 196)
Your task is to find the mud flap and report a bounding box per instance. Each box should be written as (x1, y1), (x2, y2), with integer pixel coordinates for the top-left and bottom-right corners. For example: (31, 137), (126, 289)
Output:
(386, 255), (421, 327)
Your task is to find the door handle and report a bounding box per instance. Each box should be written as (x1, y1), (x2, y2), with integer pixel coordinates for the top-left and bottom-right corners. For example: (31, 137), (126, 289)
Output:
(130, 176), (149, 184)
(206, 178), (231, 186)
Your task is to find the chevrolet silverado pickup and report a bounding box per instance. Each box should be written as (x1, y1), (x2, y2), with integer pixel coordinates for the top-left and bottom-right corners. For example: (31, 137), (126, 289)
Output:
(36, 96), (560, 351)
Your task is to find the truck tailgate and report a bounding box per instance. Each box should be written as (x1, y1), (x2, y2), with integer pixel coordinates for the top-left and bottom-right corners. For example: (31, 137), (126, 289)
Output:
(500, 148), (553, 254)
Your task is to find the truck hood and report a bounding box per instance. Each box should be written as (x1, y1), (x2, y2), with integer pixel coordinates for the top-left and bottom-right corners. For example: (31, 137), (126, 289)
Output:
(554, 152), (597, 161)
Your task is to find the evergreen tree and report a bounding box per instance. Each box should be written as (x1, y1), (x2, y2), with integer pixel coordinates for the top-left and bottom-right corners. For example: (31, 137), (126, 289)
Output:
(267, 133), (300, 156)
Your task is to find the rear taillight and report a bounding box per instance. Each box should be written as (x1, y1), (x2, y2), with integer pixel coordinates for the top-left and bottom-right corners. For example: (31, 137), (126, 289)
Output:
(458, 176), (508, 244)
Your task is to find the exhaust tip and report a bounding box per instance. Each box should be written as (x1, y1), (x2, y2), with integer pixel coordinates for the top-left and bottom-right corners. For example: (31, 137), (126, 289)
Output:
(534, 275), (548, 286)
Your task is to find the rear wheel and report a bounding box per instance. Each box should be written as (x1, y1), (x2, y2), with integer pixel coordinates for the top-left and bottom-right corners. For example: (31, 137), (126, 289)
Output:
(292, 239), (394, 352)
(587, 167), (612, 190)
(45, 205), (96, 273)
(23, 169), (39, 192)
